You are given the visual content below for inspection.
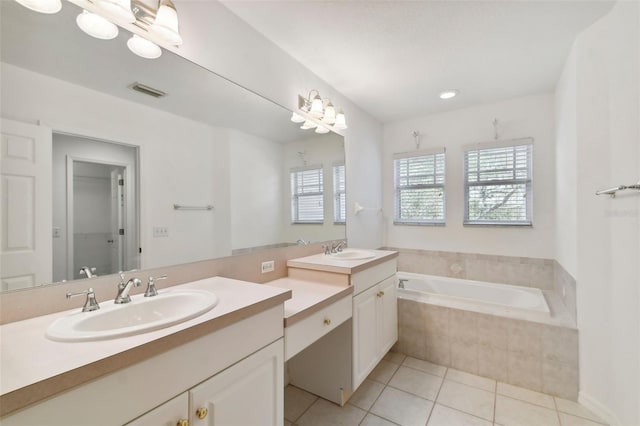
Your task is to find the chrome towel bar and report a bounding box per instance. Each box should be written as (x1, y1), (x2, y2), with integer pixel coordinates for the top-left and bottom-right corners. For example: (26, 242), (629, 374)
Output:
(595, 182), (640, 198)
(173, 204), (215, 211)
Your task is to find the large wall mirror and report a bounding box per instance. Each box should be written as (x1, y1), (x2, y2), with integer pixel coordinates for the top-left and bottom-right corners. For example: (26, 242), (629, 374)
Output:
(0, 0), (345, 291)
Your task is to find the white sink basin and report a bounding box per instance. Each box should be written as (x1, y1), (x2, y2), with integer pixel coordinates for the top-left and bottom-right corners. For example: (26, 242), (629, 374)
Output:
(46, 289), (218, 342)
(329, 249), (376, 260)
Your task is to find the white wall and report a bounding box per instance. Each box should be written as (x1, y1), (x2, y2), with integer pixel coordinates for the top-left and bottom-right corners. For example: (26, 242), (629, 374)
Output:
(1, 63), (232, 270)
(166, 1), (385, 249)
(555, 2), (639, 424)
(383, 94), (556, 258)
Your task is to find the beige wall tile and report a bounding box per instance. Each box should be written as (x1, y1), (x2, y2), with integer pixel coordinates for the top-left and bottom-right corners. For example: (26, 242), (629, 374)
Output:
(508, 320), (543, 356)
(478, 346), (508, 382)
(507, 352), (542, 392)
(450, 340), (479, 374)
(541, 326), (578, 364)
(424, 305), (449, 336)
(542, 360), (578, 400)
(426, 334), (451, 366)
(477, 314), (508, 350)
(449, 309), (478, 344)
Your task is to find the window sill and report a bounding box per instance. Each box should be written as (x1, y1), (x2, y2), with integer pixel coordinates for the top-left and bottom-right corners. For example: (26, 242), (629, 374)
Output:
(393, 221), (445, 227)
(463, 221), (533, 227)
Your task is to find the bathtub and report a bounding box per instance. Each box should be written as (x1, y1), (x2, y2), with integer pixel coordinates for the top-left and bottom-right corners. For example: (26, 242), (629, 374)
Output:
(397, 271), (550, 321)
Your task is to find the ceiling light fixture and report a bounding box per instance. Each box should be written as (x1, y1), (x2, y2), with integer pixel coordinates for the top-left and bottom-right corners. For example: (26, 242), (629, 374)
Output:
(15, 0), (61, 13)
(15, 0), (184, 60)
(127, 34), (162, 59)
(293, 90), (348, 133)
(439, 90), (459, 100)
(76, 10), (119, 40)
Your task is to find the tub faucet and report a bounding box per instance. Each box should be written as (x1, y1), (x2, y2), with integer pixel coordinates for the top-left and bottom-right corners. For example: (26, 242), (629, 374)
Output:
(398, 278), (408, 289)
(115, 273), (142, 304)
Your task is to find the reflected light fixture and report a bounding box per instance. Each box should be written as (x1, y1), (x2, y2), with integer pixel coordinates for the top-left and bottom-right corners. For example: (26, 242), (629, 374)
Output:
(439, 90), (459, 100)
(96, 0), (135, 23)
(14, 0), (61, 13)
(127, 34), (162, 59)
(294, 89), (347, 133)
(76, 10), (119, 40)
(150, 0), (183, 46)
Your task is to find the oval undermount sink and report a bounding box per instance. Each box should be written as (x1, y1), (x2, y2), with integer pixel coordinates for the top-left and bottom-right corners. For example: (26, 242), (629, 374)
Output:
(329, 249), (376, 260)
(46, 289), (218, 342)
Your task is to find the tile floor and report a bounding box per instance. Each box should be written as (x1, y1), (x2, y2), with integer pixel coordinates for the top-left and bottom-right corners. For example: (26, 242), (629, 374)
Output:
(285, 351), (607, 426)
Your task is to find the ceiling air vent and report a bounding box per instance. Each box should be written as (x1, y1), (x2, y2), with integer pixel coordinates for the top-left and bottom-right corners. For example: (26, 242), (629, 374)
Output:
(130, 82), (166, 98)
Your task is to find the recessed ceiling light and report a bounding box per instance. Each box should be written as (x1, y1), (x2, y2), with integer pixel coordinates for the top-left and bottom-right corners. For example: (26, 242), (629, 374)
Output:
(439, 90), (459, 100)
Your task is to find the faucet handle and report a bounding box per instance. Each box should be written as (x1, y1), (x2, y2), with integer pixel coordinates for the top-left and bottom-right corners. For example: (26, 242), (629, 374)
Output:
(145, 275), (167, 297)
(67, 287), (100, 312)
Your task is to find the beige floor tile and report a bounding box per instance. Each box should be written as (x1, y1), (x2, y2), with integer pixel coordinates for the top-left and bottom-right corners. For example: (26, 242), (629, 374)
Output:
(360, 413), (400, 426)
(559, 412), (607, 426)
(497, 382), (555, 409)
(368, 360), (402, 384)
(284, 420), (293, 426)
(388, 366), (443, 401)
(384, 351), (407, 365)
(402, 356), (447, 377)
(554, 398), (606, 424)
(427, 403), (493, 426)
(370, 387), (434, 426)
(349, 379), (385, 411)
(445, 368), (496, 392)
(437, 380), (495, 421)
(285, 385), (317, 422)
(495, 395), (559, 426)
(296, 398), (366, 426)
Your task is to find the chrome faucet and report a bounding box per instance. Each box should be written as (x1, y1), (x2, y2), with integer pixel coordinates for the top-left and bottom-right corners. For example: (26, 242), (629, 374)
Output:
(398, 278), (408, 289)
(79, 266), (97, 278)
(324, 240), (347, 255)
(67, 287), (100, 312)
(115, 273), (142, 304)
(144, 275), (167, 297)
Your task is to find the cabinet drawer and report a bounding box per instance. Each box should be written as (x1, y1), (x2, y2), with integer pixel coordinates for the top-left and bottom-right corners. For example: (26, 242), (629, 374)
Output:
(351, 259), (397, 295)
(285, 296), (352, 360)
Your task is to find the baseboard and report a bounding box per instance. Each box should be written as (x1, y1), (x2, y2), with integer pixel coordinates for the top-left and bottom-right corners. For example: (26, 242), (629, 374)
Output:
(578, 391), (620, 426)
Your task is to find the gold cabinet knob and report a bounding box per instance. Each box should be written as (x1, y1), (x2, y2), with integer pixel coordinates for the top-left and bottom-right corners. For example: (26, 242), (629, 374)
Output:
(196, 407), (208, 420)
(380, 291), (385, 296)
(324, 318), (331, 325)
(376, 291), (383, 298)
(177, 420), (189, 426)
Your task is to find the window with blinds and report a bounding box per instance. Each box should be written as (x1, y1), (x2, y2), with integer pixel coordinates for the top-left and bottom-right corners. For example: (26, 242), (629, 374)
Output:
(333, 164), (346, 224)
(464, 141), (533, 225)
(394, 150), (446, 225)
(291, 167), (324, 224)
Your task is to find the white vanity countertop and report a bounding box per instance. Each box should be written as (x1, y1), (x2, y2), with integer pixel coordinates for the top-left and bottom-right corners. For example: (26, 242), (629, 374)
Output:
(287, 249), (398, 274)
(266, 278), (353, 327)
(0, 277), (290, 415)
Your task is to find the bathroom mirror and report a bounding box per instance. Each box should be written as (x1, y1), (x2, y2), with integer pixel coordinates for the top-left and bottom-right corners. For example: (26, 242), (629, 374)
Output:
(0, 1), (345, 291)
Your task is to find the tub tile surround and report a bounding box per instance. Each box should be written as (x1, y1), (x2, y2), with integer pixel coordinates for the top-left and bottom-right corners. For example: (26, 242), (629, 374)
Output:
(397, 298), (580, 400)
(284, 352), (607, 426)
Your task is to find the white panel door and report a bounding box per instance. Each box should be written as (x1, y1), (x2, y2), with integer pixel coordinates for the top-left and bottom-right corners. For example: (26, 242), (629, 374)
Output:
(189, 340), (284, 426)
(378, 276), (398, 354)
(0, 118), (52, 291)
(352, 284), (379, 389)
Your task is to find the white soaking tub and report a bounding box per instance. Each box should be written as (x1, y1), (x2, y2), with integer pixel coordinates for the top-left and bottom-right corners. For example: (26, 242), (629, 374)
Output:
(397, 271), (550, 321)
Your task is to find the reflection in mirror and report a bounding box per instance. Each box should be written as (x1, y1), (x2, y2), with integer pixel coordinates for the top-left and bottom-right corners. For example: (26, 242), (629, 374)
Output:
(0, 0), (345, 292)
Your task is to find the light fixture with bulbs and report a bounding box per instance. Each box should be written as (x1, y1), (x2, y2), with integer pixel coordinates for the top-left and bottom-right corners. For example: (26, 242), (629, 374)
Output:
(291, 90), (347, 134)
(14, 0), (184, 60)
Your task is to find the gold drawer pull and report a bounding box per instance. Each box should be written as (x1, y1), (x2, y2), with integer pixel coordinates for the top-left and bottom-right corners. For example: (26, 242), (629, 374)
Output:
(196, 407), (208, 419)
(177, 420), (189, 426)
(376, 291), (384, 298)
(324, 318), (331, 325)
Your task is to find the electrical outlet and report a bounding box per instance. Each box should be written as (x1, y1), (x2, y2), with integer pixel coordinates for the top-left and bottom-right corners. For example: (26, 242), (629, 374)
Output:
(153, 227), (169, 238)
(261, 260), (275, 273)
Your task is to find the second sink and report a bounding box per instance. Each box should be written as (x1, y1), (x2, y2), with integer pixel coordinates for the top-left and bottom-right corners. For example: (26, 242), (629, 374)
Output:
(46, 289), (219, 342)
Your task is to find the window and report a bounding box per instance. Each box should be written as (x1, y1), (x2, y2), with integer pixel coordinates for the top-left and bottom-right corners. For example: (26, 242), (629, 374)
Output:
(333, 164), (346, 224)
(291, 166), (324, 224)
(464, 140), (533, 225)
(393, 149), (445, 225)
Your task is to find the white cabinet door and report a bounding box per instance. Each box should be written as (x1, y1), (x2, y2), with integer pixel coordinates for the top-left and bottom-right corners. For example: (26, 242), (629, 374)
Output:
(0, 118), (52, 291)
(352, 284), (379, 388)
(189, 340), (283, 426)
(126, 393), (189, 426)
(378, 276), (398, 354)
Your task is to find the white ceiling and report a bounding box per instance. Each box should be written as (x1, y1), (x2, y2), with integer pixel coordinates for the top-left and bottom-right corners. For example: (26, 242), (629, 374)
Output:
(220, 0), (614, 123)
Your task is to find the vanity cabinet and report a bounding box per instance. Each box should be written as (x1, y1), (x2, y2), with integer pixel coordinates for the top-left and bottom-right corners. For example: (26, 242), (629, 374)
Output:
(128, 339), (283, 426)
(352, 275), (397, 389)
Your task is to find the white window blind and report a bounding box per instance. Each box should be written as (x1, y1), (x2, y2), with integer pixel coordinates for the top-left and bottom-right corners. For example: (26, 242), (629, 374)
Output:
(333, 164), (346, 224)
(464, 141), (533, 225)
(291, 166), (324, 224)
(394, 150), (445, 225)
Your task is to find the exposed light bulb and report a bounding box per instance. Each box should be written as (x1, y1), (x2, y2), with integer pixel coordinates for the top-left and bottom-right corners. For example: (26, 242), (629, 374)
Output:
(334, 110), (348, 130)
(127, 35), (162, 59)
(315, 126), (330, 134)
(300, 120), (317, 130)
(96, 0), (136, 23)
(439, 90), (459, 100)
(76, 10), (119, 40)
(309, 94), (324, 118)
(290, 112), (306, 123)
(150, 0), (183, 45)
(322, 102), (336, 125)
(15, 0), (61, 14)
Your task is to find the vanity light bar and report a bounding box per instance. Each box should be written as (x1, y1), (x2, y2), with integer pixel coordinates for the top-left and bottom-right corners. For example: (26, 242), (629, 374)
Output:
(130, 82), (166, 98)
